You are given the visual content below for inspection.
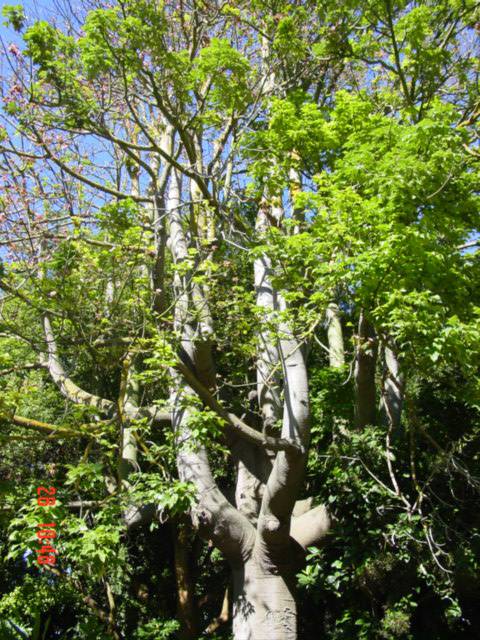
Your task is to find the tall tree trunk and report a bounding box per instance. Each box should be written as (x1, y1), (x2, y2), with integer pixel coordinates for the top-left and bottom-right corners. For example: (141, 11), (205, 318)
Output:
(232, 557), (297, 640)
(326, 302), (345, 368)
(163, 144), (324, 640)
(254, 198), (283, 435)
(354, 311), (377, 428)
(380, 344), (404, 431)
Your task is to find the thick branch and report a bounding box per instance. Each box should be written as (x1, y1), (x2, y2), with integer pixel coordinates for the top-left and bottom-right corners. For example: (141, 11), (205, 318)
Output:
(290, 505), (331, 549)
(43, 316), (115, 414)
(1, 413), (97, 438)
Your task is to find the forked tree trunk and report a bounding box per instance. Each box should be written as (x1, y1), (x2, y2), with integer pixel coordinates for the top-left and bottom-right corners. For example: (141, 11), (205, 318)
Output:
(232, 557), (297, 640)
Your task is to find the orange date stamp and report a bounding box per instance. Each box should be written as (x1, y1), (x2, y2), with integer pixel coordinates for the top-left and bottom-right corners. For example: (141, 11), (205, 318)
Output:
(36, 486), (58, 566)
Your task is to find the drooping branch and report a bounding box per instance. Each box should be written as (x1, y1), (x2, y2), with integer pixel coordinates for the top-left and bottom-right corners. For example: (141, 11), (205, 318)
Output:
(43, 315), (115, 415)
(1, 413), (99, 438)
(43, 315), (170, 424)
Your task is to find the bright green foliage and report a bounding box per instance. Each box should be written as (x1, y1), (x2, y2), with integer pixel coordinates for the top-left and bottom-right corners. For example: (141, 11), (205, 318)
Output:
(1, 4), (25, 32)
(134, 618), (180, 640)
(194, 39), (251, 117)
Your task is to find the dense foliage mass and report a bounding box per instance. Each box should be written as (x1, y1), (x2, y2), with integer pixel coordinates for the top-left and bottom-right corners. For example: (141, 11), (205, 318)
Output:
(0, 1), (479, 638)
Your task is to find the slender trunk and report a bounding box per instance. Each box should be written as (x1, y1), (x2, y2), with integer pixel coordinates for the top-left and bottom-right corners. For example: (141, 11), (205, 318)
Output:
(173, 521), (198, 640)
(254, 199), (283, 435)
(205, 586), (229, 634)
(232, 558), (297, 640)
(118, 355), (139, 482)
(380, 344), (404, 431)
(354, 311), (377, 428)
(326, 303), (345, 368)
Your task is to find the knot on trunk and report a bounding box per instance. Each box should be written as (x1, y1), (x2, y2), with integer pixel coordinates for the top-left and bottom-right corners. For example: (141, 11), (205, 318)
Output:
(258, 514), (289, 542)
(264, 516), (281, 532)
(192, 505), (212, 528)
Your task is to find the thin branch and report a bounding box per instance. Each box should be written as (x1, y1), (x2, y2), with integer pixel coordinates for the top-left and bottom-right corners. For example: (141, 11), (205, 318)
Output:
(1, 413), (103, 438)
(175, 360), (303, 454)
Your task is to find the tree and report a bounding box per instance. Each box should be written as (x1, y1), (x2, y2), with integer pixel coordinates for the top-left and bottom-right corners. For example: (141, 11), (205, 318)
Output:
(0, 1), (479, 639)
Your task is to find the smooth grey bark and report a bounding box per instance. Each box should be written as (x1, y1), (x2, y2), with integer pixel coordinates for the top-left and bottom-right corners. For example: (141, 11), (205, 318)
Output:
(228, 51), (317, 640)
(254, 201), (283, 434)
(228, 184), (334, 637)
(232, 296), (311, 640)
(258, 357), (309, 539)
(290, 505), (330, 549)
(233, 438), (271, 527)
(380, 344), (404, 431)
(326, 302), (345, 368)
(43, 315), (169, 425)
(167, 167), (253, 565)
(234, 199), (282, 526)
(354, 311), (378, 428)
(166, 170), (255, 564)
(232, 557), (298, 640)
(231, 503), (330, 640)
(163, 174), (331, 638)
